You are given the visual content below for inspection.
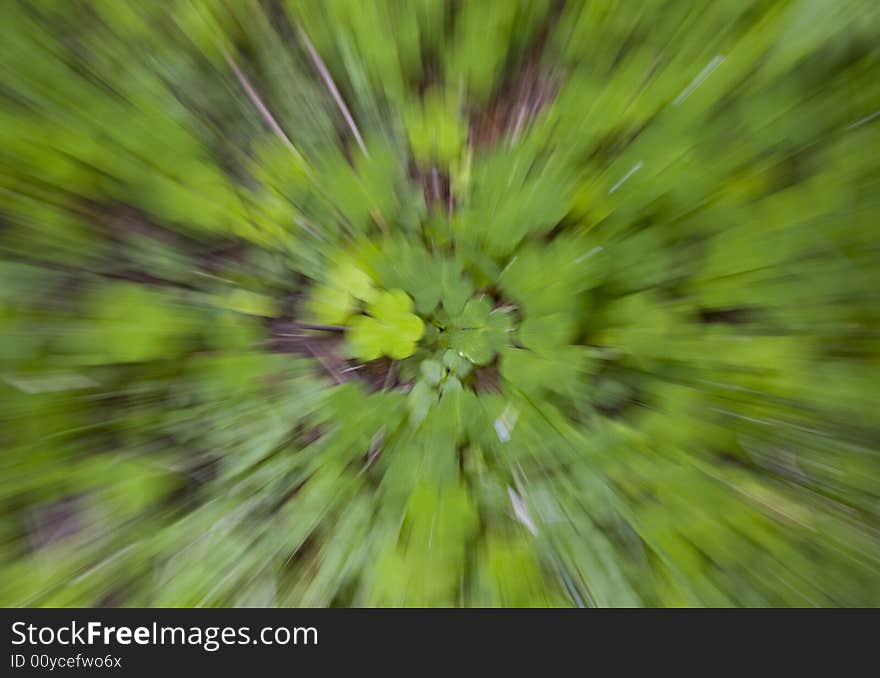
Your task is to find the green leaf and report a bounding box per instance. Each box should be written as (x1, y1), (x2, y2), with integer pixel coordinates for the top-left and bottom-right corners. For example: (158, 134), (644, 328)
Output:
(442, 349), (473, 378)
(306, 283), (355, 325)
(420, 359), (443, 386)
(440, 259), (473, 316)
(306, 259), (377, 325)
(449, 298), (514, 366)
(442, 375), (463, 394)
(407, 380), (436, 426)
(336, 260), (378, 304)
(518, 312), (577, 354)
(347, 289), (425, 360)
(500, 345), (593, 397)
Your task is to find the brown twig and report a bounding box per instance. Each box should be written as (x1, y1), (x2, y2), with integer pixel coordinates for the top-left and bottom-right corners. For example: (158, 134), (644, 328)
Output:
(223, 49), (305, 163)
(273, 321), (347, 334)
(364, 427), (386, 469)
(303, 341), (345, 385)
(382, 361), (396, 391)
(296, 25), (369, 157)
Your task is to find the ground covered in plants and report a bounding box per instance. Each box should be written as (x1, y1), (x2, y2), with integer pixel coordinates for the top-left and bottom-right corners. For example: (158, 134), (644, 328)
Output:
(1, 1), (880, 606)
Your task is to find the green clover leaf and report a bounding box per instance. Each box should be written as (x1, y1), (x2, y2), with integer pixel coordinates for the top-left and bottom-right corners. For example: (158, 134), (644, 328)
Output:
(348, 289), (425, 360)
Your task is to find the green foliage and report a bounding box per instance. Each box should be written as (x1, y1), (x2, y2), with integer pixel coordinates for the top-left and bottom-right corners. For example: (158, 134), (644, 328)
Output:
(1, 0), (879, 609)
(405, 89), (466, 167)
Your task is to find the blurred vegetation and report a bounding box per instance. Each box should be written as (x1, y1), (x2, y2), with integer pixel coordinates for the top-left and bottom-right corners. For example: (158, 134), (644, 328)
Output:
(1, 0), (879, 607)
